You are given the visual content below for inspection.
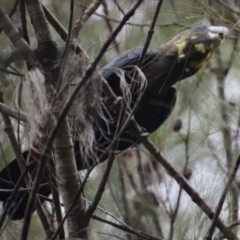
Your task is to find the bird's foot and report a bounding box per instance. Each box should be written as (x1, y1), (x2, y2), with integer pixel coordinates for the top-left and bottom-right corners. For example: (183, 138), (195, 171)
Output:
(127, 126), (149, 139)
(139, 131), (150, 138)
(109, 96), (123, 112)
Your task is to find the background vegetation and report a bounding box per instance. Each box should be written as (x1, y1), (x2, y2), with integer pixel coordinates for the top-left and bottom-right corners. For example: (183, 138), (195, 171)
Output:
(0, 0), (239, 239)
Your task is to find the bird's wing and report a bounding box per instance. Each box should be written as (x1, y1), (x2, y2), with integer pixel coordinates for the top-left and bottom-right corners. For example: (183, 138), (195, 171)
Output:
(100, 47), (153, 78)
(100, 47), (155, 96)
(134, 86), (176, 133)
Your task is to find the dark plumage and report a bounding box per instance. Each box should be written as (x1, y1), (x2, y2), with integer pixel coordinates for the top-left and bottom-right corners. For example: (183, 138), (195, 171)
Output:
(0, 25), (228, 220)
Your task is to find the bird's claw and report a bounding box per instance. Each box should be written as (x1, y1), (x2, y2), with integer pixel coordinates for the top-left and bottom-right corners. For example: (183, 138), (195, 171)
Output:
(138, 126), (149, 137)
(109, 96), (123, 112)
(112, 97), (123, 107)
(127, 126), (149, 139)
(139, 131), (150, 138)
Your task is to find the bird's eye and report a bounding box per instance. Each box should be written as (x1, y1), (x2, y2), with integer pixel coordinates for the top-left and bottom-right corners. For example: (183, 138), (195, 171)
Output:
(219, 33), (224, 39)
(185, 67), (191, 73)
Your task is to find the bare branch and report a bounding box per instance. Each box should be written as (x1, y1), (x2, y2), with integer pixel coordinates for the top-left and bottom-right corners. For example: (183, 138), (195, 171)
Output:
(102, 1), (120, 54)
(0, 103), (29, 123)
(215, 0), (240, 16)
(137, 0), (163, 67)
(100, 76), (238, 238)
(53, 119), (88, 239)
(206, 155), (240, 239)
(138, 134), (238, 240)
(0, 0), (18, 34)
(0, 165), (31, 233)
(0, 7), (37, 67)
(42, 5), (69, 41)
(20, 1), (143, 239)
(61, 0), (74, 59)
(0, 92), (26, 173)
(92, 215), (163, 240)
(19, 0), (30, 45)
(75, 2), (185, 28)
(50, 2), (104, 238)
(25, 0), (53, 43)
(112, 0), (125, 15)
(85, 105), (127, 220)
(50, 167), (93, 240)
(71, 0), (103, 43)
(47, 160), (65, 239)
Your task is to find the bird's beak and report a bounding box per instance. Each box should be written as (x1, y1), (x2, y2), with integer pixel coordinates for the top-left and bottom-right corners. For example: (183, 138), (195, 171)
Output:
(208, 26), (228, 39)
(174, 25), (228, 71)
(207, 26), (229, 48)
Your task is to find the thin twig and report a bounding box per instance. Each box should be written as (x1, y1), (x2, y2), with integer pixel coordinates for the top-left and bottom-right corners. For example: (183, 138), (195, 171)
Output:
(42, 4), (70, 41)
(17, 1), (237, 239)
(215, 28), (239, 226)
(137, 0), (163, 67)
(50, 167), (93, 240)
(52, 0), (103, 110)
(23, 2), (143, 240)
(19, 0), (30, 45)
(0, 92), (27, 173)
(137, 132), (238, 240)
(0, 0), (18, 34)
(50, 2), (104, 238)
(75, 2), (184, 28)
(118, 162), (131, 238)
(118, 0), (163, 149)
(112, 0), (125, 15)
(47, 160), (65, 240)
(0, 103), (29, 122)
(206, 155), (240, 239)
(0, 68), (24, 76)
(102, 0), (120, 54)
(62, 0), (74, 59)
(97, 232), (125, 240)
(0, 163), (32, 231)
(86, 6), (165, 227)
(83, 197), (135, 230)
(215, 0), (240, 16)
(215, 222), (240, 240)
(0, 93), (28, 230)
(169, 109), (191, 240)
(92, 215), (163, 240)
(71, 0), (104, 42)
(0, 183), (49, 192)
(38, 192), (156, 240)
(0, 7), (37, 68)
(85, 104), (129, 220)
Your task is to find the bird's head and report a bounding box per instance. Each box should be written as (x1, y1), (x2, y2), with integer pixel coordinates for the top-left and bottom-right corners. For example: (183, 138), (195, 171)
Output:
(174, 26), (228, 69)
(156, 25), (228, 82)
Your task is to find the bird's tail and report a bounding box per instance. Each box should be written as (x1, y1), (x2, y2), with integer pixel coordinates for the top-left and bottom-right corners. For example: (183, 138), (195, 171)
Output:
(0, 150), (51, 220)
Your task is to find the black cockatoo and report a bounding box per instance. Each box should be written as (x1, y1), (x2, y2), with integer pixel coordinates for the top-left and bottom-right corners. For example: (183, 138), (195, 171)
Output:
(0, 25), (228, 220)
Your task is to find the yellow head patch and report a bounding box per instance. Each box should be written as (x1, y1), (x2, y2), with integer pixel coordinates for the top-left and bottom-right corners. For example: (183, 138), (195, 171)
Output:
(194, 43), (206, 54)
(176, 41), (187, 58)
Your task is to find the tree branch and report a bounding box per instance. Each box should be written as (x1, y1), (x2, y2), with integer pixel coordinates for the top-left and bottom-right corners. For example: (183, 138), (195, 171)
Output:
(25, 0), (53, 43)
(92, 215), (163, 240)
(0, 0), (18, 34)
(0, 7), (37, 68)
(75, 2), (184, 28)
(206, 155), (240, 239)
(0, 102), (29, 122)
(20, 1), (143, 239)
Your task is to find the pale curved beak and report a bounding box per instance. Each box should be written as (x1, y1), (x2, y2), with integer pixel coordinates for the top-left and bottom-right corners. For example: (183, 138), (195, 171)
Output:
(208, 26), (228, 39)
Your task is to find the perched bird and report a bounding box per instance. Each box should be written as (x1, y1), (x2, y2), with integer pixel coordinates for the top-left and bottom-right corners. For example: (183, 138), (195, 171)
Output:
(0, 25), (228, 220)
